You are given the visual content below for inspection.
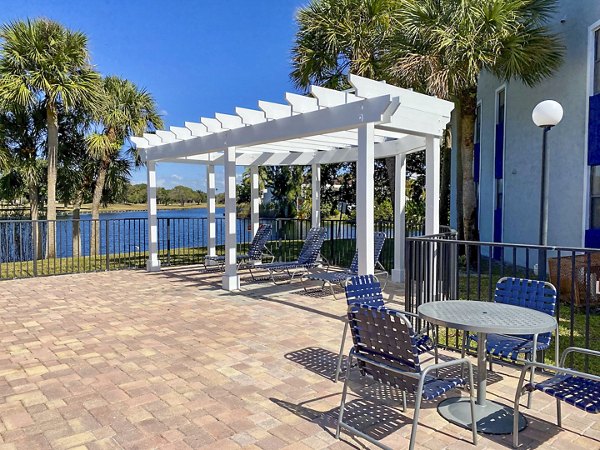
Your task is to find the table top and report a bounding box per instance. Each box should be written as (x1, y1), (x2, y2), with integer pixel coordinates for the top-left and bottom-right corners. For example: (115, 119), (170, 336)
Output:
(417, 300), (557, 335)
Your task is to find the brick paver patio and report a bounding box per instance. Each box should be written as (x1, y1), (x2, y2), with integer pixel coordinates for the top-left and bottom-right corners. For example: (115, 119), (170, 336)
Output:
(0, 266), (597, 449)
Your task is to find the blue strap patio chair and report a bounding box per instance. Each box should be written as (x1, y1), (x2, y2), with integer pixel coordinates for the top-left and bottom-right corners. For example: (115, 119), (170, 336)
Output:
(513, 347), (600, 448)
(335, 275), (438, 383)
(301, 232), (389, 298)
(465, 276), (558, 407)
(203, 223), (274, 270)
(337, 303), (477, 450)
(248, 227), (327, 283)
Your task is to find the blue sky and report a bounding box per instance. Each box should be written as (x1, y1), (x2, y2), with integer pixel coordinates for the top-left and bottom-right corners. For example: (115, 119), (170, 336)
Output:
(0, 0), (307, 192)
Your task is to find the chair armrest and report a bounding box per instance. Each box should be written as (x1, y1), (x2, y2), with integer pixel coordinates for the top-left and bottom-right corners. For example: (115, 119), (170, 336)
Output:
(560, 346), (600, 367)
(421, 357), (472, 378)
(519, 361), (600, 383)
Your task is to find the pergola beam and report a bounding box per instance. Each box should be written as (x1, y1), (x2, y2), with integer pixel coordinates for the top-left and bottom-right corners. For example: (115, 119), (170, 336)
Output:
(139, 95), (397, 161)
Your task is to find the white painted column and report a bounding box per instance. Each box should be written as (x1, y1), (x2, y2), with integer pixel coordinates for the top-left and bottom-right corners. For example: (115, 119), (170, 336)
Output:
(392, 154), (407, 283)
(425, 136), (440, 235)
(250, 165), (260, 236)
(146, 161), (161, 272)
(311, 164), (321, 228)
(222, 147), (240, 291)
(207, 164), (216, 257)
(357, 123), (375, 275)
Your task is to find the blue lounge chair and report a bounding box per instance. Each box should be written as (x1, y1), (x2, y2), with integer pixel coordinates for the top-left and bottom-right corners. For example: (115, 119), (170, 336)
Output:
(513, 347), (600, 448)
(337, 303), (477, 450)
(335, 275), (437, 383)
(248, 227), (327, 283)
(301, 231), (389, 298)
(466, 277), (558, 407)
(203, 223), (274, 270)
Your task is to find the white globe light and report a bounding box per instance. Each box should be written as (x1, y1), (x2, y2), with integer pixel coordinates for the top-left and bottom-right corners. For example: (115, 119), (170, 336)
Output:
(532, 100), (563, 128)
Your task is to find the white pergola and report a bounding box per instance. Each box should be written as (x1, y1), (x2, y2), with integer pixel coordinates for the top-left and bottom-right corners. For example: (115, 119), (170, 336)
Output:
(132, 74), (453, 291)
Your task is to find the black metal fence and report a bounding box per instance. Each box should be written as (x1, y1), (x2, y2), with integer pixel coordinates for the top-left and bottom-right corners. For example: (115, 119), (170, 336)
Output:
(0, 216), (426, 279)
(405, 234), (600, 373)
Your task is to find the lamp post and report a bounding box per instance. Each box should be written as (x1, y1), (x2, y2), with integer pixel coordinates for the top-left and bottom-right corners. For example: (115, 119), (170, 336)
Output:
(532, 100), (563, 280)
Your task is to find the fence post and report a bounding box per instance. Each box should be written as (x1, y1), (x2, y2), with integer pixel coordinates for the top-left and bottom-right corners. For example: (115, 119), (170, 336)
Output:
(329, 220), (335, 264)
(166, 218), (171, 266)
(105, 220), (110, 271)
(32, 220), (38, 277)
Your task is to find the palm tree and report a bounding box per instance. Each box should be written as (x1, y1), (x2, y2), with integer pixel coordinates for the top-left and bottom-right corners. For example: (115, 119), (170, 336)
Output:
(291, 0), (400, 202)
(0, 19), (100, 258)
(87, 76), (162, 254)
(0, 104), (47, 258)
(387, 0), (564, 241)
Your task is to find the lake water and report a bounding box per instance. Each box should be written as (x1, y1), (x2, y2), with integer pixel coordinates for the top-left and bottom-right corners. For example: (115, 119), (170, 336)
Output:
(0, 208), (317, 262)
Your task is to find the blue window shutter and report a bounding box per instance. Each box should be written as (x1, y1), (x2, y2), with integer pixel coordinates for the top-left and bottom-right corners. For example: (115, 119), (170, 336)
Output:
(588, 94), (600, 165)
(495, 122), (504, 179)
(473, 142), (480, 183)
(585, 228), (600, 248)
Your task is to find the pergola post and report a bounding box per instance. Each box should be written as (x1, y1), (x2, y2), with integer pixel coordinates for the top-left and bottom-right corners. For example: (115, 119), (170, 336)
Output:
(392, 154), (406, 283)
(250, 165), (260, 236)
(146, 161), (161, 272)
(222, 147), (240, 291)
(425, 136), (440, 235)
(311, 164), (321, 228)
(207, 164), (216, 259)
(357, 123), (375, 275)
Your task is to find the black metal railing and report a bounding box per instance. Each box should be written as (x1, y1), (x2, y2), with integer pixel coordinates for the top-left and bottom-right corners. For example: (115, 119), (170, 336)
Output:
(405, 234), (600, 373)
(0, 216), (428, 280)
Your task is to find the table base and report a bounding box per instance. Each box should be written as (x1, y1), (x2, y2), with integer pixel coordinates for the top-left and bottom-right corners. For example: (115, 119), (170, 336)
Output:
(437, 397), (527, 435)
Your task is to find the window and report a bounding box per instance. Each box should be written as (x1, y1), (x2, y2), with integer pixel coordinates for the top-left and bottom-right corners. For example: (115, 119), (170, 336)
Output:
(497, 89), (505, 124)
(595, 29), (600, 95)
(475, 103), (481, 145)
(591, 166), (600, 229)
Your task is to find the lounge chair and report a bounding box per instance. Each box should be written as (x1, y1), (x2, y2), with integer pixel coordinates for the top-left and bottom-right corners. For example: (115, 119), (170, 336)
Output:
(336, 303), (477, 450)
(248, 227), (327, 283)
(203, 223), (274, 270)
(334, 274), (437, 383)
(465, 277), (558, 407)
(301, 231), (388, 298)
(513, 347), (600, 448)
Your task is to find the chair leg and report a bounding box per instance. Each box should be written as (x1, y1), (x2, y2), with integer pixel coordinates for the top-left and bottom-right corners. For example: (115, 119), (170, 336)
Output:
(461, 333), (467, 379)
(335, 321), (349, 383)
(402, 390), (407, 412)
(467, 363), (478, 446)
(488, 355), (493, 373)
(409, 383), (424, 450)
(556, 399), (562, 428)
(527, 339), (538, 409)
(336, 353), (353, 439)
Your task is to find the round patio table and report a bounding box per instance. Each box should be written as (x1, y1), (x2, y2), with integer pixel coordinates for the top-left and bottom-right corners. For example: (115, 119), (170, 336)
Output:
(418, 300), (558, 435)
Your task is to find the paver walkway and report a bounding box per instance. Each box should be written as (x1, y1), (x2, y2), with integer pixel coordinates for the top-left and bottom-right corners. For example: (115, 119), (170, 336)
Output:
(0, 266), (597, 449)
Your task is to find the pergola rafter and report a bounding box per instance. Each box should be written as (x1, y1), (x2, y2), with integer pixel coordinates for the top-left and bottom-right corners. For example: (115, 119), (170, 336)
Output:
(134, 74), (453, 291)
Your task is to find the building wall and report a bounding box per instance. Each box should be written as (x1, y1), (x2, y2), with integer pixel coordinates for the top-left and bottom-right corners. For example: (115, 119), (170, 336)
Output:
(464, 1), (600, 248)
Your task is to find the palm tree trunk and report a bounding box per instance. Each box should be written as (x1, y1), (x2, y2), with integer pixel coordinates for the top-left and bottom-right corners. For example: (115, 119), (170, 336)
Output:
(29, 182), (42, 260)
(46, 103), (58, 259)
(90, 161), (108, 255)
(385, 156), (395, 202)
(440, 126), (452, 226)
(72, 192), (83, 259)
(460, 92), (479, 243)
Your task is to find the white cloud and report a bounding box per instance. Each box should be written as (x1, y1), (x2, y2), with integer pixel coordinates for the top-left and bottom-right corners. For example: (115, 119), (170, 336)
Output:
(171, 174), (183, 181)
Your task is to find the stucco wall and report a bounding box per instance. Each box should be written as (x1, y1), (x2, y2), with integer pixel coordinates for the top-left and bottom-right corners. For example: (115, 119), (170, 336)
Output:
(457, 1), (600, 248)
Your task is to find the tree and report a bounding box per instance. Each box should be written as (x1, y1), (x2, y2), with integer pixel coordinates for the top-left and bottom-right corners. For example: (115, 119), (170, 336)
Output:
(168, 185), (196, 206)
(0, 19), (101, 257)
(0, 104), (47, 257)
(262, 166), (306, 218)
(87, 76), (162, 254)
(291, 0), (399, 196)
(388, 0), (563, 240)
